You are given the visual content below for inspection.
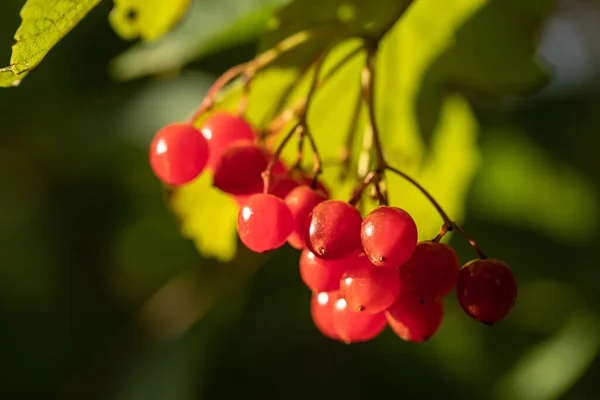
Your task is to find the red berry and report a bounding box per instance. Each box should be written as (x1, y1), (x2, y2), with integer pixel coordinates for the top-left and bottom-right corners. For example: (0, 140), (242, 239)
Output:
(285, 185), (328, 250)
(399, 242), (460, 302)
(213, 143), (286, 196)
(456, 259), (517, 325)
(149, 123), (209, 185)
(386, 291), (444, 342)
(200, 112), (256, 169)
(270, 175), (301, 199)
(332, 297), (387, 344)
(361, 206), (418, 268)
(298, 175), (330, 198)
(305, 200), (362, 260)
(310, 291), (340, 340)
(339, 253), (401, 314)
(237, 193), (293, 253)
(299, 249), (355, 292)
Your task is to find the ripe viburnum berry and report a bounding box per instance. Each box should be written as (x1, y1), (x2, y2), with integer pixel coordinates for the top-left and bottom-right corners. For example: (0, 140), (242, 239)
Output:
(386, 291), (444, 342)
(237, 193), (293, 253)
(339, 253), (401, 314)
(361, 206), (418, 268)
(285, 185), (328, 249)
(299, 249), (355, 293)
(200, 112), (256, 169)
(213, 142), (286, 196)
(305, 200), (363, 260)
(149, 123), (209, 186)
(332, 297), (387, 344)
(399, 241), (460, 302)
(456, 258), (517, 325)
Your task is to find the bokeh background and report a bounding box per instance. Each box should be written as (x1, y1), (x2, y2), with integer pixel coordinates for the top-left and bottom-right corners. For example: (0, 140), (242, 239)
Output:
(1, 0), (600, 399)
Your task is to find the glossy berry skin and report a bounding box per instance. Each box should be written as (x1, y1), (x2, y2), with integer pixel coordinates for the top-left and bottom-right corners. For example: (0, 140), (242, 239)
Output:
(299, 249), (355, 293)
(361, 206), (418, 268)
(386, 291), (444, 342)
(332, 297), (387, 344)
(270, 175), (301, 199)
(305, 200), (363, 260)
(456, 259), (517, 325)
(285, 185), (328, 249)
(213, 143), (286, 196)
(200, 112), (256, 169)
(237, 193), (293, 253)
(310, 291), (340, 340)
(339, 254), (401, 314)
(149, 123), (209, 186)
(399, 242), (460, 302)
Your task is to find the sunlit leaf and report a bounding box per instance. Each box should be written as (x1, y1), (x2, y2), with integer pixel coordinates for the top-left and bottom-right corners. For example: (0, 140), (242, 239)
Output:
(472, 129), (598, 244)
(110, 0), (291, 81)
(168, 0), (482, 259)
(0, 0), (101, 87)
(415, 0), (557, 144)
(168, 172), (240, 262)
(109, 0), (191, 42)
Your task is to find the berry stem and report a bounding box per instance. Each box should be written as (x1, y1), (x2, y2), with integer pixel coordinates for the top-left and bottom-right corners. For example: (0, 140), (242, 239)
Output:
(264, 44), (363, 136)
(452, 223), (487, 259)
(349, 170), (377, 206)
(237, 70), (254, 117)
(292, 42), (334, 176)
(262, 123), (302, 193)
(268, 46), (328, 128)
(385, 165), (487, 259)
(360, 43), (386, 171)
(385, 166), (452, 225)
(190, 28), (331, 124)
(189, 62), (249, 123)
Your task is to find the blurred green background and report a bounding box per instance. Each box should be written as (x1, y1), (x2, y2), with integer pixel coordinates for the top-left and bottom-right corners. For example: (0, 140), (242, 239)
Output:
(1, 0), (600, 399)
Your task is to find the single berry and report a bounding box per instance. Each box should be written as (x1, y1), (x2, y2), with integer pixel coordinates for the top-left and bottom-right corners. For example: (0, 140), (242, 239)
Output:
(285, 185), (328, 249)
(237, 193), (293, 253)
(299, 249), (355, 292)
(339, 254), (401, 314)
(270, 175), (301, 199)
(386, 291), (444, 342)
(456, 259), (517, 325)
(399, 241), (460, 302)
(149, 123), (209, 185)
(310, 291), (340, 340)
(200, 112), (256, 169)
(213, 143), (286, 196)
(332, 297), (387, 344)
(305, 200), (363, 260)
(361, 206), (418, 268)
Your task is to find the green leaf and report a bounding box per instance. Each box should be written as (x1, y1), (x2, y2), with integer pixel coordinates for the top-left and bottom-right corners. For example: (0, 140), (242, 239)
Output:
(0, 0), (102, 88)
(168, 0), (484, 260)
(472, 129), (598, 244)
(110, 0), (290, 81)
(494, 311), (600, 400)
(109, 0), (192, 42)
(168, 172), (240, 262)
(415, 0), (557, 145)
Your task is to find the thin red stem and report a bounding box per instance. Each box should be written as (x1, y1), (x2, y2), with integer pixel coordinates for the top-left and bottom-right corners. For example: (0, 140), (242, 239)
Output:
(262, 123), (302, 193)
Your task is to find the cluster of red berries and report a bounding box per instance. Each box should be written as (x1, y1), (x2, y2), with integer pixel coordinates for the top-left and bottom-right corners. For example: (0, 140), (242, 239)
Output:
(149, 112), (518, 344)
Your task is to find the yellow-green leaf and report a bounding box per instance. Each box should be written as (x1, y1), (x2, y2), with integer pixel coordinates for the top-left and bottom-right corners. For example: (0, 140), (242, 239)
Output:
(109, 0), (192, 42)
(168, 171), (240, 262)
(0, 0), (101, 87)
(109, 0), (291, 81)
(167, 0), (484, 259)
